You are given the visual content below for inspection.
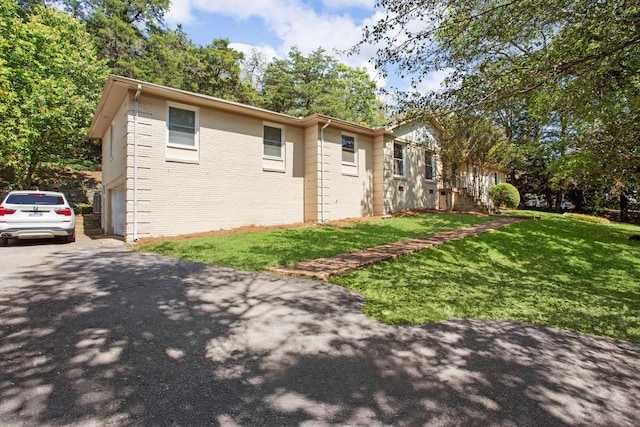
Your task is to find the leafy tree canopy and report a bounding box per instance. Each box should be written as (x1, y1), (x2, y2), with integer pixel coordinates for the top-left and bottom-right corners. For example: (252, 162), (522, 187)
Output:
(0, 0), (108, 187)
(261, 47), (385, 127)
(53, 0), (257, 103)
(360, 0), (639, 216)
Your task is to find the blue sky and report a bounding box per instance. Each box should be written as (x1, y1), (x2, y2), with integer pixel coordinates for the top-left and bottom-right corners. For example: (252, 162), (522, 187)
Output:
(165, 0), (448, 92)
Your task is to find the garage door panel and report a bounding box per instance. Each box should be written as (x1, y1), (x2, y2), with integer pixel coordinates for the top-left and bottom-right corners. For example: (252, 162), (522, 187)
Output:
(112, 188), (125, 237)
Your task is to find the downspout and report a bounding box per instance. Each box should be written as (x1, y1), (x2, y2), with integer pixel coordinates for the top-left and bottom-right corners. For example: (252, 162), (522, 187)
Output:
(320, 120), (331, 223)
(133, 84), (141, 242)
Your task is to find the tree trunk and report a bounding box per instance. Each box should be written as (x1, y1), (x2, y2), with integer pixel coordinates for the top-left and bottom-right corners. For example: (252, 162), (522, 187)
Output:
(25, 152), (39, 189)
(544, 189), (553, 210)
(24, 138), (45, 189)
(620, 193), (629, 223)
(555, 191), (564, 212)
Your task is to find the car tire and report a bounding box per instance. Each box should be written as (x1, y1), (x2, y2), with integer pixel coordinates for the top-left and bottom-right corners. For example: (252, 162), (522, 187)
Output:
(65, 232), (76, 244)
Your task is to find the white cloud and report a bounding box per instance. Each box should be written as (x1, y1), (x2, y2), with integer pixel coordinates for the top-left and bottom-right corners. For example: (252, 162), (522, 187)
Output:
(322, 0), (376, 9)
(414, 68), (454, 93)
(166, 1), (406, 89)
(168, 0), (374, 53)
(166, 0), (196, 25)
(229, 43), (278, 63)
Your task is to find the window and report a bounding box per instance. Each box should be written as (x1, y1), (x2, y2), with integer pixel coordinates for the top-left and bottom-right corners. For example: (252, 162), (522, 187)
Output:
(393, 142), (405, 177)
(6, 194), (64, 205)
(108, 124), (114, 159)
(168, 106), (197, 147)
(263, 125), (283, 158)
(425, 151), (435, 181)
(342, 134), (356, 164)
(494, 172), (499, 185)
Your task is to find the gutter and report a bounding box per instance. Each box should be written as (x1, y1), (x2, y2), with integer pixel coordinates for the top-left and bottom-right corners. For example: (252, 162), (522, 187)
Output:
(133, 84), (141, 242)
(320, 120), (331, 223)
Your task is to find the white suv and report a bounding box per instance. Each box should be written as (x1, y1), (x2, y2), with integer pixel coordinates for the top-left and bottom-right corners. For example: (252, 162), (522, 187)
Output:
(0, 190), (76, 246)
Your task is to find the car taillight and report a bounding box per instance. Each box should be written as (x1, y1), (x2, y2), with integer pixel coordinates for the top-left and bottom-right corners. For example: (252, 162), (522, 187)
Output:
(55, 207), (73, 216)
(0, 207), (16, 216)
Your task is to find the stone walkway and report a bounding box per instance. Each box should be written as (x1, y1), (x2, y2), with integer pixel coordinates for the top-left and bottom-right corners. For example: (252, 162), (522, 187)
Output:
(271, 216), (531, 280)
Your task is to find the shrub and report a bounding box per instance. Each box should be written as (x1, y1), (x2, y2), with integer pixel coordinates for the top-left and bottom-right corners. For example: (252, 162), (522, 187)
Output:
(488, 183), (520, 210)
(563, 212), (610, 224)
(74, 203), (93, 215)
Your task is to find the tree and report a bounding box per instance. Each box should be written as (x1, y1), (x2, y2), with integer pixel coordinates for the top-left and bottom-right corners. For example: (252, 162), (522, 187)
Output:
(434, 111), (511, 198)
(0, 0), (108, 187)
(239, 48), (268, 90)
(61, 0), (169, 76)
(190, 39), (258, 104)
(261, 47), (384, 126)
(359, 0), (639, 216)
(57, 1), (259, 104)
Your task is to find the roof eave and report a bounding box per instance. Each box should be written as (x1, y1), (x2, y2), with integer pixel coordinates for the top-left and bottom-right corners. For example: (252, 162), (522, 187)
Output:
(89, 75), (392, 139)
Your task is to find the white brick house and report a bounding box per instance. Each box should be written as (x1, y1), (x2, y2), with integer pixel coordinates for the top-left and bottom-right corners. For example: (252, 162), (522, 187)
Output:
(89, 75), (504, 242)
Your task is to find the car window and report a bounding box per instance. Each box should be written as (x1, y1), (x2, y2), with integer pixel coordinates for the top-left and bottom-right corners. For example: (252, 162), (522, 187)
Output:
(5, 194), (65, 205)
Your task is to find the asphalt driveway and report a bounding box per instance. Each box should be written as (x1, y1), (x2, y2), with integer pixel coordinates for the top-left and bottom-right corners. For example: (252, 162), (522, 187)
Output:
(1, 240), (639, 426)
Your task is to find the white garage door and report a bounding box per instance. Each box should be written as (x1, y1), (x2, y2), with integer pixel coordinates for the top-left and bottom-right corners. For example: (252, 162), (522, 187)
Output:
(112, 188), (125, 237)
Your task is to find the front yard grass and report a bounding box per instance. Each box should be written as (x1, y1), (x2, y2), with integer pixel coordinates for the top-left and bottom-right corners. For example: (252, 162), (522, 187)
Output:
(140, 212), (494, 271)
(330, 211), (640, 343)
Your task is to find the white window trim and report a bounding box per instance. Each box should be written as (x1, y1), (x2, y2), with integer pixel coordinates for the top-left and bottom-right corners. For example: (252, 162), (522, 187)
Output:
(263, 122), (285, 161)
(341, 133), (357, 166)
(108, 124), (114, 160)
(166, 102), (199, 151)
(393, 142), (406, 178)
(425, 150), (435, 182)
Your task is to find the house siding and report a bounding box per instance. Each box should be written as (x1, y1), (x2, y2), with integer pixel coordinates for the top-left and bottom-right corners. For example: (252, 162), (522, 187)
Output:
(127, 94), (306, 239)
(456, 161), (508, 207)
(383, 127), (441, 214)
(101, 94), (130, 235)
(304, 124), (321, 222)
(372, 134), (385, 216)
(319, 128), (375, 220)
(92, 76), (510, 242)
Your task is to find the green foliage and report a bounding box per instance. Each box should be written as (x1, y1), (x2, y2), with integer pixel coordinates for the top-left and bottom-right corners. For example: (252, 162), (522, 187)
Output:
(58, 1), (258, 103)
(54, 158), (101, 171)
(0, 0), (108, 187)
(62, 0), (170, 75)
(261, 47), (384, 126)
(136, 31), (258, 103)
(361, 0), (639, 216)
(435, 111), (512, 192)
(489, 183), (521, 209)
(563, 212), (611, 225)
(141, 213), (494, 271)
(331, 212), (640, 342)
(74, 203), (93, 214)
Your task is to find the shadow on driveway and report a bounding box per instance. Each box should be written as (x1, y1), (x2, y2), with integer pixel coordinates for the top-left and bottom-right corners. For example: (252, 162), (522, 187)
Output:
(0, 248), (638, 426)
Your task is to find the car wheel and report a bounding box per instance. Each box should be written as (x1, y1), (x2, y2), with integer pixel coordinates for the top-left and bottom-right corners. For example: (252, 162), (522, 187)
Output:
(65, 232), (76, 244)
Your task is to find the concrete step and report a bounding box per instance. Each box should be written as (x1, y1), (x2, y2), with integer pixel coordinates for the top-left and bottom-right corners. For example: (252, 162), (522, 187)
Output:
(76, 214), (103, 236)
(454, 193), (489, 213)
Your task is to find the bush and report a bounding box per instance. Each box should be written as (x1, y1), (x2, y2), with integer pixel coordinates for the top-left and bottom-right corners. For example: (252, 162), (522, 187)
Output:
(74, 203), (93, 215)
(489, 183), (521, 210)
(563, 212), (610, 224)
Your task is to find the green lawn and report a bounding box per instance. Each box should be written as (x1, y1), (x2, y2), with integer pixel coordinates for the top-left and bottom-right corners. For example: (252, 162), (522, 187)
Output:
(140, 212), (494, 271)
(330, 211), (640, 343)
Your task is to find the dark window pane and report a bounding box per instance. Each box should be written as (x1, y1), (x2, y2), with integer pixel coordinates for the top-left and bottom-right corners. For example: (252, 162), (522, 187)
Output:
(425, 152), (434, 180)
(393, 143), (404, 160)
(168, 107), (196, 146)
(342, 135), (355, 163)
(6, 195), (64, 205)
(394, 143), (404, 176)
(264, 126), (282, 157)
